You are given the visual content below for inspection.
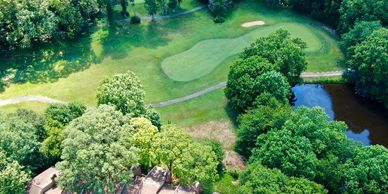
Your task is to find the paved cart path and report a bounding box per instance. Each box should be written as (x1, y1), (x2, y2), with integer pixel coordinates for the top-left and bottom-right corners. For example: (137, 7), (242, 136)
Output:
(0, 71), (343, 108)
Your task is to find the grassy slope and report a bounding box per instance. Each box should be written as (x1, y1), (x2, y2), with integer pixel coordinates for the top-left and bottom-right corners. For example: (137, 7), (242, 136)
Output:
(0, 0), (343, 124)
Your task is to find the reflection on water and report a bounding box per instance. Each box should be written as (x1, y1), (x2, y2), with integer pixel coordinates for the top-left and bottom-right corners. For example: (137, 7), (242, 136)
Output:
(292, 84), (388, 147)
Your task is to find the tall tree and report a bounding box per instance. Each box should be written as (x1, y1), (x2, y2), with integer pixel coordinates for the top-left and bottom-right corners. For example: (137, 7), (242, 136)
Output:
(239, 162), (328, 194)
(144, 0), (158, 20)
(130, 117), (158, 169)
(236, 93), (292, 157)
(225, 56), (277, 112)
(241, 29), (307, 86)
(0, 110), (47, 172)
(345, 28), (388, 108)
(57, 105), (139, 193)
(151, 126), (219, 184)
(343, 145), (388, 193)
(0, 152), (30, 194)
(41, 102), (86, 160)
(97, 71), (161, 127)
(338, 0), (387, 34)
(340, 20), (382, 58)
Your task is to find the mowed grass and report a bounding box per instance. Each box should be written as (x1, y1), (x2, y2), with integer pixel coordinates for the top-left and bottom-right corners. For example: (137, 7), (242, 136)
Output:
(0, 101), (49, 113)
(161, 22), (323, 81)
(0, 0), (343, 124)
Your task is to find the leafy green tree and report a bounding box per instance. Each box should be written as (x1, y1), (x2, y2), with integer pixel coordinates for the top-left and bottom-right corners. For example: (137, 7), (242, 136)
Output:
(288, 0), (342, 26)
(174, 142), (219, 184)
(41, 102), (86, 160)
(0, 111), (46, 172)
(239, 162), (328, 194)
(340, 20), (382, 58)
(145, 0), (158, 20)
(198, 139), (225, 174)
(255, 71), (291, 103)
(208, 0), (233, 23)
(57, 105), (138, 193)
(158, 0), (168, 15)
(338, 0), (387, 34)
(44, 102), (86, 125)
(345, 28), (388, 108)
(241, 29), (307, 86)
(121, 0), (130, 17)
(343, 145), (388, 194)
(225, 56), (276, 112)
(236, 93), (292, 157)
(0, 0), (56, 48)
(97, 71), (161, 127)
(130, 117), (158, 169)
(151, 126), (191, 172)
(250, 129), (319, 180)
(0, 152), (30, 194)
(152, 126), (219, 184)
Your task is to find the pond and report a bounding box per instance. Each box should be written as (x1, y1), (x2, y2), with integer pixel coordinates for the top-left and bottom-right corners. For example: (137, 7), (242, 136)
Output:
(292, 84), (388, 147)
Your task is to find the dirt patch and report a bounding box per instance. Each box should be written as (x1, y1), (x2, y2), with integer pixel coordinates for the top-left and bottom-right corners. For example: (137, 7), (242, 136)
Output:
(241, 20), (265, 27)
(223, 151), (246, 170)
(186, 120), (236, 150)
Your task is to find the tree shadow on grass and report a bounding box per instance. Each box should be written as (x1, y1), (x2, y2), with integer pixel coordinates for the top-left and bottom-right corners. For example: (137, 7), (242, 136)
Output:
(0, 37), (97, 92)
(99, 21), (173, 60)
(224, 101), (239, 128)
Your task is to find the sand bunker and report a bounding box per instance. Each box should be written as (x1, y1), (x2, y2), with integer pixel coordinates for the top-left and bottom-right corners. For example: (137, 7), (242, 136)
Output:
(241, 20), (265, 27)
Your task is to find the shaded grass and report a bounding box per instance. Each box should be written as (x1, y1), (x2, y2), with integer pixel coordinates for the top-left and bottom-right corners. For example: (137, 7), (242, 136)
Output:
(204, 173), (239, 194)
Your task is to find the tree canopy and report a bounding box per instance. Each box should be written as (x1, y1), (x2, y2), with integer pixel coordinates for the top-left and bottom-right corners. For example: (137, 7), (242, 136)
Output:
(224, 50), (292, 113)
(41, 102), (86, 160)
(97, 71), (161, 127)
(346, 28), (388, 108)
(239, 162), (327, 194)
(338, 0), (387, 34)
(241, 29), (307, 86)
(0, 0), (105, 49)
(57, 105), (139, 193)
(0, 151), (30, 194)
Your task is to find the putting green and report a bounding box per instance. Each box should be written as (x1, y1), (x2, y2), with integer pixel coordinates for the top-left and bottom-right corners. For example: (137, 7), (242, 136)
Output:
(161, 23), (323, 81)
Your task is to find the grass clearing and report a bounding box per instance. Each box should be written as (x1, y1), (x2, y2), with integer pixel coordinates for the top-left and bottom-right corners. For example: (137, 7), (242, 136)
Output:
(0, 0), (344, 127)
(187, 120), (236, 150)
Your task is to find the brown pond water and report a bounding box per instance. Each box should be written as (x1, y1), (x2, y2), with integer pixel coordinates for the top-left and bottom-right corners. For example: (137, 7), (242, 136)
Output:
(292, 84), (388, 147)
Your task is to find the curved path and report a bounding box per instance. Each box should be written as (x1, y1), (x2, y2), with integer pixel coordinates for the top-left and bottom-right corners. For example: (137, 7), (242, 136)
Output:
(0, 96), (65, 107)
(116, 5), (207, 22)
(0, 71), (343, 108)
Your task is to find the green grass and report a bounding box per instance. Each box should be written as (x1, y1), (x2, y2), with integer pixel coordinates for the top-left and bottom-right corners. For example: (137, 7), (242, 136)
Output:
(156, 89), (231, 127)
(204, 173), (239, 194)
(0, 0), (344, 126)
(0, 102), (48, 113)
(162, 22), (323, 81)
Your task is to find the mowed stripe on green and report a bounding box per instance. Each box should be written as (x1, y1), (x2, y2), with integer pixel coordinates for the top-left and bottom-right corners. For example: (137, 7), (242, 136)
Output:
(161, 22), (322, 81)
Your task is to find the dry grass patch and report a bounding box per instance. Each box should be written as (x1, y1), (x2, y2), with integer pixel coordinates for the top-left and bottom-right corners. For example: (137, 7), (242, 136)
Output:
(223, 151), (246, 170)
(186, 120), (236, 150)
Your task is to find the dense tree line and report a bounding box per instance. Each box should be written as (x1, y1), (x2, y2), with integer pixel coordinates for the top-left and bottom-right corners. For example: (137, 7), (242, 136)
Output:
(225, 29), (388, 193)
(0, 0), (107, 50)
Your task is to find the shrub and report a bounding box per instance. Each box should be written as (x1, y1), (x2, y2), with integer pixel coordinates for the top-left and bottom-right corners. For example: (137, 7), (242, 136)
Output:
(130, 16), (141, 24)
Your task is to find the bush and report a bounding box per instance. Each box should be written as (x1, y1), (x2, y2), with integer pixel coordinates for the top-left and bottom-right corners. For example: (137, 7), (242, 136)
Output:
(199, 139), (225, 174)
(130, 16), (141, 24)
(208, 0), (232, 22)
